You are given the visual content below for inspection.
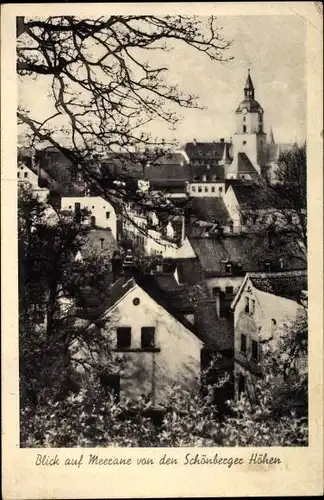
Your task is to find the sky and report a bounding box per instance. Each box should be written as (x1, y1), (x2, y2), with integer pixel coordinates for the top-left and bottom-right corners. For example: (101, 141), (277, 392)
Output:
(19, 14), (306, 147)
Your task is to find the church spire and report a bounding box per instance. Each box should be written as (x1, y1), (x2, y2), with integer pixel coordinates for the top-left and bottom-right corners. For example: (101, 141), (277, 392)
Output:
(244, 69), (255, 99)
(267, 126), (275, 144)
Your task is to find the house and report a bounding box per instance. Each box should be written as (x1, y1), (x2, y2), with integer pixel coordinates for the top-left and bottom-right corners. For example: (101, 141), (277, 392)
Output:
(60, 196), (117, 239)
(75, 228), (117, 263)
(165, 229), (306, 340)
(230, 270), (307, 399)
(223, 182), (292, 232)
(17, 162), (50, 202)
(70, 276), (203, 407)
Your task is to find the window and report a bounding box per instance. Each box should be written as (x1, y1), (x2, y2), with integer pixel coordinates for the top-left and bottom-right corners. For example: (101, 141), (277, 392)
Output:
(243, 125), (247, 133)
(240, 334), (247, 354)
(17, 172), (20, 178)
(251, 340), (259, 361)
(100, 237), (104, 249)
(141, 327), (155, 348)
(212, 286), (221, 297)
(238, 374), (246, 396)
(198, 186), (202, 193)
(225, 263), (232, 274)
(287, 213), (292, 224)
(225, 286), (234, 295)
(75, 202), (81, 211)
(219, 186), (223, 193)
(251, 299), (255, 315)
(243, 140), (247, 145)
(244, 297), (250, 314)
(271, 318), (277, 328)
(106, 211), (110, 219)
(243, 116), (246, 122)
(116, 327), (131, 348)
(279, 257), (284, 269)
(192, 186), (196, 192)
(24, 172), (28, 178)
(205, 186), (208, 193)
(211, 186), (215, 193)
(241, 175), (245, 179)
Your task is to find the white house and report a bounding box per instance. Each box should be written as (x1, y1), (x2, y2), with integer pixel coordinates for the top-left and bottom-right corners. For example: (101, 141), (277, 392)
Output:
(17, 162), (49, 202)
(70, 277), (203, 406)
(230, 270), (307, 399)
(60, 196), (117, 239)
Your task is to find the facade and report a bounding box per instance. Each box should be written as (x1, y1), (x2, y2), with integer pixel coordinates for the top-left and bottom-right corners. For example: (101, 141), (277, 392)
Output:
(70, 278), (203, 406)
(17, 162), (49, 202)
(61, 196), (117, 239)
(231, 270), (307, 399)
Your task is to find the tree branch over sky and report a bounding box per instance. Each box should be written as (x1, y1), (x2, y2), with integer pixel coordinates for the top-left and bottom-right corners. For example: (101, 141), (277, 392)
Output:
(17, 15), (232, 156)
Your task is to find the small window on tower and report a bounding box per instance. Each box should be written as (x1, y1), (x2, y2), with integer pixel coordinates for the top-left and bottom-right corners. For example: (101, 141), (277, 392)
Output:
(24, 172), (28, 178)
(243, 141), (247, 145)
(243, 125), (247, 133)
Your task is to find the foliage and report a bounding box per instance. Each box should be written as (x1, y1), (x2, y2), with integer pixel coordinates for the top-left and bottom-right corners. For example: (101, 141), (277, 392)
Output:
(20, 315), (308, 447)
(18, 187), (117, 406)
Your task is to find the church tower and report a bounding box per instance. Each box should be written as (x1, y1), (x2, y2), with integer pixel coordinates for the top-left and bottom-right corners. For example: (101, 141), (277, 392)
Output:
(231, 71), (267, 174)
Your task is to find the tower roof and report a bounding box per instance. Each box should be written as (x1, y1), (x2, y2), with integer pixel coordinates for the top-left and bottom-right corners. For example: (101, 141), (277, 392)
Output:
(236, 70), (262, 113)
(267, 126), (275, 144)
(244, 70), (254, 91)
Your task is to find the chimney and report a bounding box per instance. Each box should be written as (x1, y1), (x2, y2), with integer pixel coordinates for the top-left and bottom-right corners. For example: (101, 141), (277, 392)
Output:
(220, 138), (225, 143)
(122, 249), (136, 279)
(193, 138), (197, 146)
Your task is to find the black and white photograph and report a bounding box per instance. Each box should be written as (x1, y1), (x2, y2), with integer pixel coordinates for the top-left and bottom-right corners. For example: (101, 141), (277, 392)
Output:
(15, 9), (311, 450)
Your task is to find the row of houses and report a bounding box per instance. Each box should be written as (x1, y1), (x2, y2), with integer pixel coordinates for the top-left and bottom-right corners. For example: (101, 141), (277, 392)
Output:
(18, 71), (306, 409)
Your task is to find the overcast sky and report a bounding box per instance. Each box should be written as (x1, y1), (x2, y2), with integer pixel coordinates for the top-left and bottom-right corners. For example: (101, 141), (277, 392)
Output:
(19, 14), (306, 147)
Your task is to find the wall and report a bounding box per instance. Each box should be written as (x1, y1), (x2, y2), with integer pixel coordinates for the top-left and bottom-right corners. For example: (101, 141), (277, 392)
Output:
(61, 196), (117, 239)
(18, 163), (49, 202)
(98, 285), (202, 406)
(233, 278), (303, 399)
(188, 182), (225, 198)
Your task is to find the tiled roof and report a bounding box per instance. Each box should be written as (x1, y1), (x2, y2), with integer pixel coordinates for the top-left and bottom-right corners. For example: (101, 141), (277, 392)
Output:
(231, 183), (286, 210)
(249, 270), (307, 300)
(79, 229), (117, 259)
(145, 163), (190, 183)
(186, 198), (230, 223)
(189, 233), (306, 277)
(175, 258), (206, 286)
(237, 153), (260, 177)
(183, 142), (229, 160)
(189, 163), (225, 180)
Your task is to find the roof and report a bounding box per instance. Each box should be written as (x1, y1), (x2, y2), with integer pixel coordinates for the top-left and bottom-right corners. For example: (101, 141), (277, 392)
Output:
(231, 269), (307, 310)
(189, 232), (306, 277)
(183, 142), (229, 161)
(153, 152), (187, 165)
(145, 163), (190, 184)
(244, 71), (254, 91)
(230, 183), (286, 210)
(186, 197), (230, 224)
(237, 153), (260, 177)
(249, 270), (307, 300)
(79, 228), (117, 259)
(236, 98), (262, 113)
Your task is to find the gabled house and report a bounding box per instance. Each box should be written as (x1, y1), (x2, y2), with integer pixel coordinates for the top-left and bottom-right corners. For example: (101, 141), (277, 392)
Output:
(70, 277), (203, 407)
(17, 162), (50, 202)
(61, 195), (117, 239)
(230, 270), (307, 400)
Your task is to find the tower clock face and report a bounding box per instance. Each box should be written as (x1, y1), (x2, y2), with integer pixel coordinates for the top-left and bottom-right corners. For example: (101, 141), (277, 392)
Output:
(242, 108), (247, 115)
